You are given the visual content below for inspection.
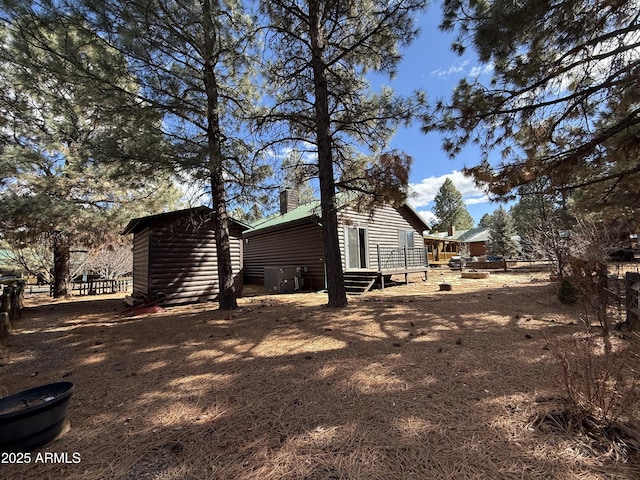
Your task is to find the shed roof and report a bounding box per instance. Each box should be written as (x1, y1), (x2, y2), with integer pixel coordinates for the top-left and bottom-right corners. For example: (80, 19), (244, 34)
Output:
(121, 206), (250, 235)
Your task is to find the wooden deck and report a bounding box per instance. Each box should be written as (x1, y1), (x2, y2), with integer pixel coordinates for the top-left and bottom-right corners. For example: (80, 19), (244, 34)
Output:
(344, 265), (429, 293)
(379, 266), (429, 289)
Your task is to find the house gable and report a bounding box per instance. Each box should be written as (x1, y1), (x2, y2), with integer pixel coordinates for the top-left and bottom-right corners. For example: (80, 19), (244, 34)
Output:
(338, 203), (428, 271)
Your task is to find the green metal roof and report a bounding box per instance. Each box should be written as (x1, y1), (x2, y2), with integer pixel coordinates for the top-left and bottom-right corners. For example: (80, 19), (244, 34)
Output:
(244, 200), (322, 234)
(245, 195), (429, 236)
(451, 227), (491, 243)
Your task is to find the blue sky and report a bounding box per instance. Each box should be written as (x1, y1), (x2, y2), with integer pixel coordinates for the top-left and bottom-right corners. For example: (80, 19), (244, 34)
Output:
(374, 2), (504, 228)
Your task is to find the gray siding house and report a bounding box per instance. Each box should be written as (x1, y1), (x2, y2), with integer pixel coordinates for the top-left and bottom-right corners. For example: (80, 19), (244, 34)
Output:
(244, 191), (430, 292)
(122, 207), (246, 305)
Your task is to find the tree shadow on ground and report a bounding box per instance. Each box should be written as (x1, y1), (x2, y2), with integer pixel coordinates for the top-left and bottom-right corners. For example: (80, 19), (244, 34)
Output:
(2, 280), (638, 479)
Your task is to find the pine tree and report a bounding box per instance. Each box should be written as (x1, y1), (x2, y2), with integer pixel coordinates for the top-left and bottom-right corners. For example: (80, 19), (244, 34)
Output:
(510, 180), (565, 256)
(509, 179), (577, 274)
(488, 206), (519, 260)
(478, 213), (493, 228)
(431, 178), (474, 232)
(69, 0), (271, 309)
(260, 0), (427, 307)
(0, 13), (179, 296)
(427, 0), (640, 227)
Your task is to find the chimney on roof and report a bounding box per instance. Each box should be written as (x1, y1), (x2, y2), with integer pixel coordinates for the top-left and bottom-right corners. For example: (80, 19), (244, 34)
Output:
(279, 188), (299, 215)
(447, 225), (455, 236)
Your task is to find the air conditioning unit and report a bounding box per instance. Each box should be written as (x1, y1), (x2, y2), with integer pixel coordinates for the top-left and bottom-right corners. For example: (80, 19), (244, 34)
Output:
(264, 266), (304, 293)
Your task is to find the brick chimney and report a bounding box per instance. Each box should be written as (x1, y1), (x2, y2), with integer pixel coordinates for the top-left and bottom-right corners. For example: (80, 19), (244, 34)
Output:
(279, 189), (299, 215)
(447, 225), (456, 236)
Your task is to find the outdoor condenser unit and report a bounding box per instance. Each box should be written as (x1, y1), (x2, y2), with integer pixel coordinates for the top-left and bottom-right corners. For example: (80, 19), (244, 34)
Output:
(264, 266), (303, 294)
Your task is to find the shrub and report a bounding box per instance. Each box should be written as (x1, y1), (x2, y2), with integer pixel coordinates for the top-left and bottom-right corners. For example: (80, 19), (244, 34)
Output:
(536, 333), (640, 461)
(558, 278), (577, 305)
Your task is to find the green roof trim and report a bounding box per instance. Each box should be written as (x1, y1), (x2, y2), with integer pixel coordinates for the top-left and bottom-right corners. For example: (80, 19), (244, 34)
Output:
(245, 201), (323, 234)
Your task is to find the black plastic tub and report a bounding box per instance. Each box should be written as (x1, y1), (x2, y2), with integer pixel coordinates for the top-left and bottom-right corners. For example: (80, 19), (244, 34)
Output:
(0, 382), (74, 452)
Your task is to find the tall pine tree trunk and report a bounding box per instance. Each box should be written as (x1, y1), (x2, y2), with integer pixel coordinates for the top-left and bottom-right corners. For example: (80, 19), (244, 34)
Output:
(52, 231), (70, 298)
(203, 0), (237, 310)
(309, 0), (347, 308)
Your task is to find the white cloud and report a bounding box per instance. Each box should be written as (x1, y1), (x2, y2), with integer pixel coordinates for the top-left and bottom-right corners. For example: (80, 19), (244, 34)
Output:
(465, 196), (490, 206)
(431, 60), (494, 80)
(409, 170), (488, 208)
(416, 209), (438, 227)
(469, 64), (494, 77)
(431, 60), (469, 79)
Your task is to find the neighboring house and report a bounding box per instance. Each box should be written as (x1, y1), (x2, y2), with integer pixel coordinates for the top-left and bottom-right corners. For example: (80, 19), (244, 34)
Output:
(122, 206), (247, 305)
(453, 227), (491, 257)
(424, 226), (491, 260)
(243, 190), (430, 293)
(424, 232), (461, 266)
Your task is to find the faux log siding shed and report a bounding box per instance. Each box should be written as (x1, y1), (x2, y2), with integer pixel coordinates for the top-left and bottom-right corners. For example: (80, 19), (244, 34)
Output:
(122, 207), (247, 305)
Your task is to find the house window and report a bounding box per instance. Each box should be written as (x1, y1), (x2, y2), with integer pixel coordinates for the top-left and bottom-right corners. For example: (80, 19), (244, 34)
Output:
(345, 226), (368, 269)
(398, 229), (414, 249)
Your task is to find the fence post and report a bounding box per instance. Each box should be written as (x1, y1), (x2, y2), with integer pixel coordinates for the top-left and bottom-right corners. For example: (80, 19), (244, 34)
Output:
(1, 287), (11, 343)
(0, 311), (10, 343)
(626, 272), (640, 330)
(10, 283), (24, 323)
(1, 283), (25, 342)
(1, 286), (11, 319)
(403, 247), (408, 284)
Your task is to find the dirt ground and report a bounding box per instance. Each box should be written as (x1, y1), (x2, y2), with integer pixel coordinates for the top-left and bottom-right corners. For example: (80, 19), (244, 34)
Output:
(2, 265), (639, 479)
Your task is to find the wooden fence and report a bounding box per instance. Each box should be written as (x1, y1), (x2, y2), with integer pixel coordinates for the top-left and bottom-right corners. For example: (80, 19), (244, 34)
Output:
(50, 278), (132, 297)
(0, 282), (25, 343)
(607, 272), (640, 329)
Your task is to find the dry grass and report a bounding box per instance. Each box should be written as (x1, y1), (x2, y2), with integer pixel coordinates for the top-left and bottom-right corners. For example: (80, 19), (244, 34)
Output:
(2, 266), (639, 479)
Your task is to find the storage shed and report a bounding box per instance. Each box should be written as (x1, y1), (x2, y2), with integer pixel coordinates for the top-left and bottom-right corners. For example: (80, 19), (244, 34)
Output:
(122, 207), (246, 305)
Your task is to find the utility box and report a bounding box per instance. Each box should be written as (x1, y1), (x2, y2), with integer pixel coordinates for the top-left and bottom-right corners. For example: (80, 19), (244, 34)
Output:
(264, 266), (303, 294)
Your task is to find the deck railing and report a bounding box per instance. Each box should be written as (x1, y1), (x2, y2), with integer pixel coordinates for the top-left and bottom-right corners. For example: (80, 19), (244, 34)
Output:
(427, 250), (458, 263)
(376, 246), (428, 271)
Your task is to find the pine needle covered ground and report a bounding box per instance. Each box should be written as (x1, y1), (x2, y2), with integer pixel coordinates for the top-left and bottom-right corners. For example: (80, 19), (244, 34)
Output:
(2, 266), (639, 479)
